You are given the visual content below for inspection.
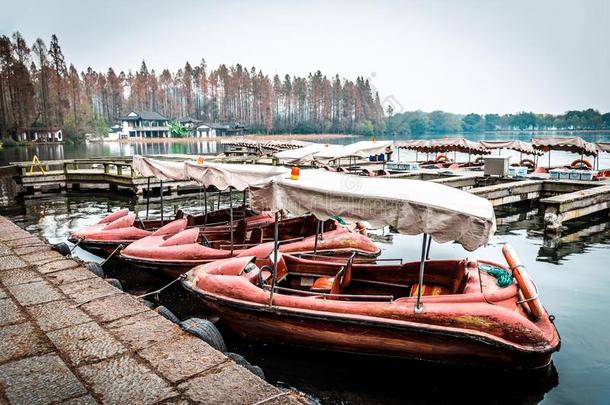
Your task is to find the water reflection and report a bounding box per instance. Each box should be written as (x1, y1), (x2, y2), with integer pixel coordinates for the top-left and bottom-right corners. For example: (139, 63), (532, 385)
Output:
(3, 194), (610, 404)
(3, 131), (610, 168)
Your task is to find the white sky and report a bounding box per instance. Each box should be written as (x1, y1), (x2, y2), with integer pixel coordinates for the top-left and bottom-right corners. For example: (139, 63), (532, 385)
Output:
(1, 0), (609, 115)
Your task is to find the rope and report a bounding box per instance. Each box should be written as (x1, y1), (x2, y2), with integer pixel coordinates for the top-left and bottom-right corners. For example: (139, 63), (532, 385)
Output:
(136, 275), (185, 299)
(100, 244), (124, 266)
(251, 392), (290, 405)
(479, 264), (513, 287)
(70, 238), (83, 253)
(331, 215), (348, 225)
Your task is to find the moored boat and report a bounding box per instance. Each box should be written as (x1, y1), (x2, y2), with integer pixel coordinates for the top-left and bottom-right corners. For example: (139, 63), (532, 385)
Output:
(68, 206), (267, 257)
(120, 216), (380, 278)
(183, 250), (559, 369)
(181, 169), (560, 369)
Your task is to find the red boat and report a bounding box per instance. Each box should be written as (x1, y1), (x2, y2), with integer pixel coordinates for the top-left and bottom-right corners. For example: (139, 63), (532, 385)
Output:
(179, 169), (560, 368)
(182, 247), (560, 369)
(68, 206), (269, 257)
(120, 217), (380, 278)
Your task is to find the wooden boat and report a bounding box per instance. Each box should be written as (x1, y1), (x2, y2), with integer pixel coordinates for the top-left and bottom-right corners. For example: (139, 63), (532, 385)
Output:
(68, 206), (268, 257)
(182, 248), (560, 369)
(120, 218), (380, 278)
(180, 169), (560, 368)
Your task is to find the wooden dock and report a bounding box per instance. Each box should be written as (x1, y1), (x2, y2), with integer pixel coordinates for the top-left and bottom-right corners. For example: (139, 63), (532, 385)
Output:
(5, 157), (610, 236)
(10, 158), (205, 198)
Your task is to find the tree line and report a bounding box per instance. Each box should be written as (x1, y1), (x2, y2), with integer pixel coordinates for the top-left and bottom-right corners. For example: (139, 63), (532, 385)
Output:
(384, 109), (610, 136)
(0, 32), (385, 142)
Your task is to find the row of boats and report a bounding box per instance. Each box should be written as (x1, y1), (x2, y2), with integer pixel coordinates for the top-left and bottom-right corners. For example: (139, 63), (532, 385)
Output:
(68, 157), (560, 369)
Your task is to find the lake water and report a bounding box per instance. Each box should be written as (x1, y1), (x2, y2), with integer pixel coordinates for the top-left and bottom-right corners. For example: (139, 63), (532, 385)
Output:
(2, 132), (610, 404)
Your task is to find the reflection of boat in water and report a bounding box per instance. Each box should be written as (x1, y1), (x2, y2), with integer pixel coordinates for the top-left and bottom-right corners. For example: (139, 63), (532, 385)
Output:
(227, 338), (558, 405)
(182, 170), (560, 369)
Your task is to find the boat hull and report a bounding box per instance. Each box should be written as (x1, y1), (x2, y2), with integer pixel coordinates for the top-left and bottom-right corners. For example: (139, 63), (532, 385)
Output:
(187, 288), (555, 369)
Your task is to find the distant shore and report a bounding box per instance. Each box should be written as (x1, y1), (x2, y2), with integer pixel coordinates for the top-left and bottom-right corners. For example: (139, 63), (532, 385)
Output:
(117, 133), (357, 144)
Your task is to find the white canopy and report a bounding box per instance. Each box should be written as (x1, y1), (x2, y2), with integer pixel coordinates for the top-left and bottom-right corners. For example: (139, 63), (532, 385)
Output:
(250, 169), (496, 251)
(132, 155), (189, 181)
(185, 162), (289, 191)
(313, 141), (393, 163)
(274, 143), (327, 164)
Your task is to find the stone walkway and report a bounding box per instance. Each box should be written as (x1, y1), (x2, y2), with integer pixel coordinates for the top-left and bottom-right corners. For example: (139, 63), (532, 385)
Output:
(0, 216), (305, 405)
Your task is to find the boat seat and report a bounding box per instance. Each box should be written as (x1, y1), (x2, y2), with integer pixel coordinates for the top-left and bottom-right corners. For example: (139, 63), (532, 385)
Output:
(249, 227), (264, 244)
(310, 253), (355, 296)
(409, 283), (451, 297)
(234, 219), (248, 245)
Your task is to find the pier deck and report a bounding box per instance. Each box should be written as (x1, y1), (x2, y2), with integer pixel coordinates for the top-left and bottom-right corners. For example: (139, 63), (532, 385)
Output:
(0, 216), (304, 404)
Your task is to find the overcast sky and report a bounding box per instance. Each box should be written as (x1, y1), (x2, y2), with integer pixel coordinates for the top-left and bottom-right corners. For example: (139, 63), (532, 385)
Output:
(1, 0), (609, 115)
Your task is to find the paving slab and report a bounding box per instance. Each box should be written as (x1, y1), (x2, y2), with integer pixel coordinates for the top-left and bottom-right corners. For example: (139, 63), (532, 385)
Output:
(107, 310), (184, 351)
(0, 321), (53, 363)
(13, 245), (51, 256)
(0, 228), (33, 242)
(7, 279), (63, 306)
(81, 293), (150, 323)
(59, 277), (121, 305)
(2, 237), (47, 248)
(139, 334), (226, 383)
(0, 354), (87, 405)
(45, 266), (96, 286)
(0, 255), (28, 271)
(47, 321), (127, 367)
(0, 267), (43, 286)
(38, 259), (82, 275)
(22, 250), (65, 265)
(179, 363), (280, 405)
(27, 299), (93, 332)
(0, 297), (25, 326)
(78, 354), (177, 404)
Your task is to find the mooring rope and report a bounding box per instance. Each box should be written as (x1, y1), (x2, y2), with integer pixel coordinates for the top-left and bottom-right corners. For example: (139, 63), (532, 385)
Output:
(70, 238), (83, 253)
(100, 244), (124, 266)
(136, 274), (186, 299)
(251, 391), (290, 405)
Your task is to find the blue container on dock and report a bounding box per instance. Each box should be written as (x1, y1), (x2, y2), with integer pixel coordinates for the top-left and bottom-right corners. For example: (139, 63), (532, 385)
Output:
(549, 169), (561, 179)
(508, 166), (528, 177)
(569, 170), (581, 180)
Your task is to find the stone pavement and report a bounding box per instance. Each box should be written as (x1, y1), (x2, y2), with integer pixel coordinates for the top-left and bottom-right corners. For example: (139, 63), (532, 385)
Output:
(0, 216), (306, 405)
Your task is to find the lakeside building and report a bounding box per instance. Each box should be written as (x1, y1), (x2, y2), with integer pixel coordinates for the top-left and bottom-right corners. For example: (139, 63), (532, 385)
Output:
(14, 127), (63, 143)
(119, 111), (170, 138)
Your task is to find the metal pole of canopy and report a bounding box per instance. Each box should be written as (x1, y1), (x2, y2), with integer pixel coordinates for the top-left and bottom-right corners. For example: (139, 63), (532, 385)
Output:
(199, 185), (202, 215)
(313, 220), (319, 255)
(425, 234), (432, 260)
(229, 188), (234, 255)
(145, 177), (151, 219)
(548, 150), (551, 169)
(159, 180), (164, 226)
(242, 189), (247, 218)
(217, 190), (221, 210)
(415, 233), (428, 312)
(268, 211), (280, 307)
(204, 188), (208, 214)
(415, 151), (418, 162)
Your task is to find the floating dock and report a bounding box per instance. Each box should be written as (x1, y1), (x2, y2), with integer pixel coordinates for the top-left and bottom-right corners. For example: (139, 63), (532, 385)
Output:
(0, 216), (306, 404)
